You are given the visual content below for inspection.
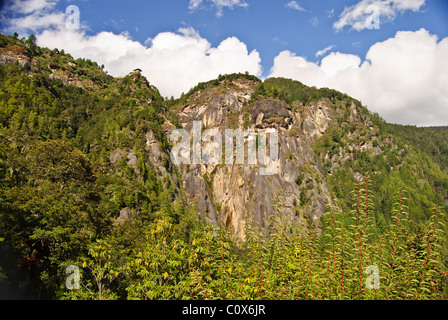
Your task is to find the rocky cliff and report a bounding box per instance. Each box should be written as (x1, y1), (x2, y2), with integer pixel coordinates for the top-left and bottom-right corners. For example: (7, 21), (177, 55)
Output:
(164, 77), (338, 238)
(2, 31), (446, 240)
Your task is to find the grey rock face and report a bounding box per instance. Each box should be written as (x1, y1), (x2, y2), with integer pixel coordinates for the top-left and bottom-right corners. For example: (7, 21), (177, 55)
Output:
(114, 207), (135, 225)
(250, 99), (291, 129)
(0, 52), (30, 67)
(301, 100), (334, 140)
(169, 79), (334, 238)
(109, 149), (141, 179)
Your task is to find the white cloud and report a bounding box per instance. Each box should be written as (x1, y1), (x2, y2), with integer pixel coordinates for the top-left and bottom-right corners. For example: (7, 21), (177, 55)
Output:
(269, 51), (326, 86)
(316, 45), (336, 58)
(269, 29), (448, 126)
(7, 0), (56, 14)
(188, 0), (248, 17)
(5, 11), (65, 32)
(334, 0), (426, 32)
(273, 37), (289, 46)
(0, 0), (65, 34)
(2, 0), (261, 98)
(285, 1), (305, 12)
(3, 0), (447, 126)
(37, 27), (262, 98)
(188, 0), (203, 11)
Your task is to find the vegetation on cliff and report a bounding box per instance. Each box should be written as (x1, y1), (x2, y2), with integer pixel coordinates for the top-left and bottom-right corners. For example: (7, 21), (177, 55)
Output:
(0, 33), (447, 299)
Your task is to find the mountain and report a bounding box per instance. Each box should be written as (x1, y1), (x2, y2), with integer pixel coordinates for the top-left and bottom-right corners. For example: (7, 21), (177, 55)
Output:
(169, 75), (448, 235)
(169, 76), (335, 238)
(0, 33), (447, 300)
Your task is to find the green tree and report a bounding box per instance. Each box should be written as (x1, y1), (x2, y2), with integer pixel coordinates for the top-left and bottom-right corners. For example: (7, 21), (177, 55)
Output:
(25, 34), (37, 56)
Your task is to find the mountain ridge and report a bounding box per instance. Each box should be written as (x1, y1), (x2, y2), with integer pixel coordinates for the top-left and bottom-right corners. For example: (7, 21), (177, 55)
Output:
(0, 32), (447, 299)
(1, 32), (447, 228)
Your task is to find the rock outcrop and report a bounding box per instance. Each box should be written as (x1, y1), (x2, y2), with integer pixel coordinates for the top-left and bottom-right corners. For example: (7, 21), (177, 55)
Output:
(301, 99), (334, 140)
(169, 78), (334, 238)
(0, 46), (30, 67)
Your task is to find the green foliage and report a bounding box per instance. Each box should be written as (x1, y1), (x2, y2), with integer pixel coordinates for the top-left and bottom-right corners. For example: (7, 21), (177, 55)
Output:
(25, 34), (37, 57)
(1, 32), (447, 300)
(172, 72), (261, 107)
(387, 124), (448, 171)
(253, 77), (349, 105)
(0, 33), (180, 298)
(60, 185), (446, 300)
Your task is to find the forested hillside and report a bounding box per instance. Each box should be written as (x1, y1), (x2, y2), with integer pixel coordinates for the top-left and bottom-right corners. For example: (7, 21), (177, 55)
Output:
(386, 124), (448, 171)
(0, 33), (447, 300)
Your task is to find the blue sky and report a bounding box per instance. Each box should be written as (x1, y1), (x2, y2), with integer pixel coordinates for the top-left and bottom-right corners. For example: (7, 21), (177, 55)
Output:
(1, 0), (448, 125)
(50, 0), (448, 77)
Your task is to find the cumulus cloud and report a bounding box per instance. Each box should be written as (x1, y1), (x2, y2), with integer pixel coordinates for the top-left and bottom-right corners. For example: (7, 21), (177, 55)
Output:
(334, 0), (426, 31)
(3, 0), (446, 126)
(188, 0), (248, 17)
(37, 27), (262, 98)
(8, 0), (55, 14)
(1, 0), (261, 98)
(269, 28), (448, 126)
(0, 0), (65, 34)
(285, 1), (306, 12)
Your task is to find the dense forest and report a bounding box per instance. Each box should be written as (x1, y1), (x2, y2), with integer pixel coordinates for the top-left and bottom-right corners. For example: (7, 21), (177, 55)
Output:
(0, 33), (447, 300)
